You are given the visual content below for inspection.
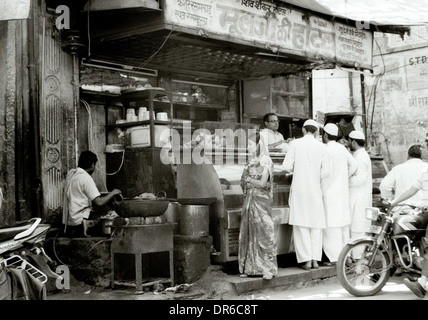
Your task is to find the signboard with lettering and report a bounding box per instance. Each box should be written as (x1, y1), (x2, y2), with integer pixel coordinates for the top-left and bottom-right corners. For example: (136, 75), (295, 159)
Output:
(164, 0), (373, 69)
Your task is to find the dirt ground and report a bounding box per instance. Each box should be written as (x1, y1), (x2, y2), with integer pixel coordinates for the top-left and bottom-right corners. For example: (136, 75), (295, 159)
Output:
(47, 264), (241, 300)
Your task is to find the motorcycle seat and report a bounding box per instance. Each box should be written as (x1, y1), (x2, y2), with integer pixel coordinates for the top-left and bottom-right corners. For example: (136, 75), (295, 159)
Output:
(0, 223), (32, 242)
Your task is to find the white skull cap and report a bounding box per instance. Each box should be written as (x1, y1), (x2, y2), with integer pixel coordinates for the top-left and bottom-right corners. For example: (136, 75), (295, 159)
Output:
(323, 123), (338, 136)
(303, 119), (318, 128)
(349, 130), (365, 140)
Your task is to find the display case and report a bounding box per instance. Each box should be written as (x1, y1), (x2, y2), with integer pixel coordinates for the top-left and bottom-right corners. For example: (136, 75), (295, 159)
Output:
(243, 74), (311, 120)
(271, 74), (310, 118)
(170, 79), (228, 109)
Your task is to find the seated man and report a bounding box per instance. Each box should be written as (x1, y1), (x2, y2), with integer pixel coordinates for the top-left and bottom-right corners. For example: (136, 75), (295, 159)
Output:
(260, 113), (289, 155)
(62, 150), (122, 237)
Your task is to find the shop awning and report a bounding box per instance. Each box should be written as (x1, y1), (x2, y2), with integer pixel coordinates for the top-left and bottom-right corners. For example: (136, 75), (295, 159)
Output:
(0, 0), (31, 21)
(63, 0), (420, 80)
(279, 0), (428, 26)
(88, 29), (319, 81)
(84, 0), (377, 80)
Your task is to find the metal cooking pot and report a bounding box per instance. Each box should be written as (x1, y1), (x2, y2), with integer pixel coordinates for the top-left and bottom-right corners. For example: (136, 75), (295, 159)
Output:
(113, 192), (169, 218)
(177, 197), (216, 205)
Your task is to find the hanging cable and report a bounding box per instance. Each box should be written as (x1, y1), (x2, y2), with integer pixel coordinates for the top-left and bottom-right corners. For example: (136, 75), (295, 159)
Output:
(138, 29), (173, 69)
(52, 230), (110, 268)
(80, 99), (126, 192)
(87, 0), (91, 58)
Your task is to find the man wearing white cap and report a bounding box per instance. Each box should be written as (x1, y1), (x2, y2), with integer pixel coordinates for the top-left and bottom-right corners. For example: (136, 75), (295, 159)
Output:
(348, 130), (372, 249)
(320, 123), (358, 265)
(282, 119), (326, 270)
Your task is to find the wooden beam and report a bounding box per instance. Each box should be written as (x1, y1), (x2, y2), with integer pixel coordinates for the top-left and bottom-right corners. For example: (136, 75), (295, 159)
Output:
(88, 10), (165, 42)
(83, 0), (160, 12)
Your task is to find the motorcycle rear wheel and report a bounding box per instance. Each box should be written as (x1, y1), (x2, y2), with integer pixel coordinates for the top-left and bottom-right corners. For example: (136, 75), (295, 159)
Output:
(337, 240), (391, 297)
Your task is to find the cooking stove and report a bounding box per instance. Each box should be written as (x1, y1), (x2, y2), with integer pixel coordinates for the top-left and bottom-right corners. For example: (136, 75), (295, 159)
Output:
(110, 223), (174, 292)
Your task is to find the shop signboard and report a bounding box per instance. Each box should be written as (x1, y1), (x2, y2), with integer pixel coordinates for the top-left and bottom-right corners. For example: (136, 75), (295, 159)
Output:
(0, 0), (30, 21)
(164, 0), (373, 69)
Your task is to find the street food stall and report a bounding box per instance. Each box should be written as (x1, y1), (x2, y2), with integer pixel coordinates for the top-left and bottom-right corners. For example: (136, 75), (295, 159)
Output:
(36, 0), (379, 287)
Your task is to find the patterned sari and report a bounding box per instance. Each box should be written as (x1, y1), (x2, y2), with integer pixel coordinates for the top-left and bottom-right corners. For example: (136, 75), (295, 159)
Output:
(238, 154), (278, 278)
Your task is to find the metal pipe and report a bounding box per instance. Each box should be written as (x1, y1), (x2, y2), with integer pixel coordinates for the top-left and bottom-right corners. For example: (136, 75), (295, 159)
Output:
(348, 72), (354, 109)
(28, 0), (42, 219)
(360, 74), (368, 145)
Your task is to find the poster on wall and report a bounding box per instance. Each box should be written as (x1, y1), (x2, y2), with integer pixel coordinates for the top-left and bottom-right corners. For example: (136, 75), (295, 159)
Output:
(164, 0), (373, 69)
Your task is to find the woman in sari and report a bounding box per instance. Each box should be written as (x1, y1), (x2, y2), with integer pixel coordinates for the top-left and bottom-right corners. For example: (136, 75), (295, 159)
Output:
(238, 132), (278, 280)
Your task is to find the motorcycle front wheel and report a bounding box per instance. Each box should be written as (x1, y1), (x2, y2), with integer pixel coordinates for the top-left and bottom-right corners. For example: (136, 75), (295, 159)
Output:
(337, 240), (391, 297)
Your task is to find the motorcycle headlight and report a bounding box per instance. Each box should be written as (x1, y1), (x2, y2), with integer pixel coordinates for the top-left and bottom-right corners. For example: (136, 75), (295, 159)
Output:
(366, 207), (380, 221)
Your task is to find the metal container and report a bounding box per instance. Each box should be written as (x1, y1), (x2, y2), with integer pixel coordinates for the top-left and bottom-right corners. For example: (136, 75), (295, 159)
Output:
(114, 198), (169, 217)
(164, 202), (180, 234)
(101, 219), (114, 235)
(179, 204), (209, 237)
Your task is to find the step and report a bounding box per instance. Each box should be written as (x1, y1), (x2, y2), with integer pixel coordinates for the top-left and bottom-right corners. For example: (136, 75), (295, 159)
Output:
(225, 266), (337, 295)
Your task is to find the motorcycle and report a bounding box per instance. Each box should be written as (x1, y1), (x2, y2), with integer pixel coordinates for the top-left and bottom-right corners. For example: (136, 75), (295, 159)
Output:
(0, 217), (62, 300)
(337, 199), (428, 297)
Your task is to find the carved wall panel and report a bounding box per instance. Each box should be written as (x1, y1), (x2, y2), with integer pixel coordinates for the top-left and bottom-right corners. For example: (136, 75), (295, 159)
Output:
(40, 15), (75, 216)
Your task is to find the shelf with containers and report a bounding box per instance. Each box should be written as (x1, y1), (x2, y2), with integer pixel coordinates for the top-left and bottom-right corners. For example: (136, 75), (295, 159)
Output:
(105, 87), (177, 199)
(243, 73), (311, 120)
(104, 87), (173, 149)
(159, 78), (230, 123)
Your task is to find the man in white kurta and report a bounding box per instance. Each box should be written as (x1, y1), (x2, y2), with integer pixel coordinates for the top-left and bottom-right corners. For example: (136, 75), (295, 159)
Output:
(282, 119), (326, 269)
(348, 131), (372, 249)
(320, 124), (358, 264)
(380, 144), (428, 206)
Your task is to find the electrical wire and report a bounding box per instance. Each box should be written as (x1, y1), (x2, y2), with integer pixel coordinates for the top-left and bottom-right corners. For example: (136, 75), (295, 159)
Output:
(374, 37), (386, 76)
(52, 229), (110, 268)
(138, 29), (174, 69)
(372, 131), (394, 167)
(105, 150), (125, 176)
(80, 99), (125, 192)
